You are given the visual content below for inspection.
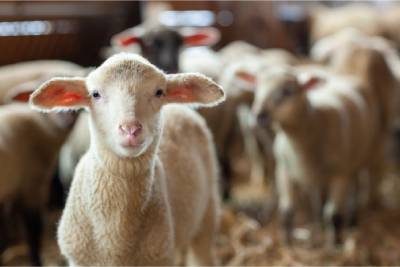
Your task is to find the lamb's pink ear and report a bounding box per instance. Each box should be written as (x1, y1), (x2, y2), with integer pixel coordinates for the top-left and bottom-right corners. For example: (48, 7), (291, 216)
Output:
(30, 77), (89, 112)
(235, 70), (257, 91)
(300, 76), (324, 91)
(12, 91), (32, 102)
(3, 79), (44, 104)
(180, 27), (220, 47)
(111, 26), (143, 47)
(165, 73), (225, 107)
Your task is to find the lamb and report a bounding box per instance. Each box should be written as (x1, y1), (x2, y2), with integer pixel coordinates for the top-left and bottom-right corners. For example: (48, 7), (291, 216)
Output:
(309, 4), (383, 45)
(311, 29), (398, 123)
(0, 66), (91, 206)
(30, 53), (224, 265)
(312, 33), (399, 206)
(218, 41), (261, 67)
(247, 66), (381, 245)
(381, 5), (400, 48)
(214, 53), (298, 197)
(0, 92), (79, 265)
(179, 47), (223, 81)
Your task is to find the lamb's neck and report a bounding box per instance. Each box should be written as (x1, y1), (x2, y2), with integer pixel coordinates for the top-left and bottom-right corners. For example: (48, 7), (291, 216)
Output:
(278, 99), (316, 146)
(89, 138), (159, 212)
(94, 143), (156, 178)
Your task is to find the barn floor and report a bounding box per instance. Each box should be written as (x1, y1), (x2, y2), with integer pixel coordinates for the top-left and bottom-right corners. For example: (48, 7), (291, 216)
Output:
(3, 197), (400, 266)
(3, 163), (400, 266)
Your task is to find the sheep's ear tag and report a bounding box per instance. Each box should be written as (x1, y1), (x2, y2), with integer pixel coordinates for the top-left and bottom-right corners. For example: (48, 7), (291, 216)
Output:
(301, 76), (323, 91)
(236, 71), (257, 91)
(237, 71), (256, 84)
(181, 27), (220, 47)
(12, 91), (32, 102)
(119, 36), (141, 46)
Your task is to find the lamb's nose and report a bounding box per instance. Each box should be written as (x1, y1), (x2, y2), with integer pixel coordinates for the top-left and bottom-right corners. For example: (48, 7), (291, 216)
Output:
(119, 121), (142, 137)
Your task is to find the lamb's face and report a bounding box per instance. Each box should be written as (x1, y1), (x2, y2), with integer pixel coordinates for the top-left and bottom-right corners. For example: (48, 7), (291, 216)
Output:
(253, 72), (301, 125)
(30, 53), (225, 159)
(112, 26), (220, 74)
(86, 57), (166, 157)
(141, 29), (183, 74)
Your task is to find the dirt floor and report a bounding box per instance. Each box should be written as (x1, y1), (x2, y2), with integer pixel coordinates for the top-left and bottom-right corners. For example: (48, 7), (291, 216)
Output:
(3, 162), (400, 266)
(3, 198), (400, 266)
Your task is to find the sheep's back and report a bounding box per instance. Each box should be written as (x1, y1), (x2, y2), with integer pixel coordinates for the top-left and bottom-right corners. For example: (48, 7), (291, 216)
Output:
(159, 104), (219, 248)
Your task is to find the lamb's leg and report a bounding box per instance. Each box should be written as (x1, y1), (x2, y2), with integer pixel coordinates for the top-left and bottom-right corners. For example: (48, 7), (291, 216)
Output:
(347, 178), (359, 228)
(175, 248), (188, 266)
(23, 208), (43, 266)
(366, 152), (384, 209)
(276, 166), (295, 245)
(309, 187), (323, 246)
(189, 197), (219, 266)
(219, 156), (232, 200)
(323, 177), (349, 246)
(237, 105), (266, 187)
(0, 207), (8, 266)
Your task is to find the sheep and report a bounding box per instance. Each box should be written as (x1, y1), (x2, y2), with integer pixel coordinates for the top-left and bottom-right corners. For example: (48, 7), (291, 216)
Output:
(246, 66), (382, 245)
(312, 32), (399, 207)
(381, 5), (400, 48)
(214, 52), (298, 197)
(179, 47), (223, 81)
(311, 28), (399, 123)
(110, 24), (220, 73)
(0, 67), (92, 210)
(218, 41), (261, 67)
(0, 60), (84, 104)
(0, 91), (79, 265)
(309, 4), (384, 45)
(30, 53), (224, 266)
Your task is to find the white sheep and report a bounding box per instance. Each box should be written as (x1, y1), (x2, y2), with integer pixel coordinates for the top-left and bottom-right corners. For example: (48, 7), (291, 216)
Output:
(247, 66), (382, 245)
(216, 52), (298, 196)
(179, 47), (223, 81)
(312, 32), (399, 207)
(0, 93), (78, 265)
(218, 40), (261, 67)
(309, 4), (383, 45)
(30, 53), (224, 266)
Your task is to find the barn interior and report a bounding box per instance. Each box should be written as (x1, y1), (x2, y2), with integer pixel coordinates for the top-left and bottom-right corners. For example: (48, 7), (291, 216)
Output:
(1, 1), (400, 266)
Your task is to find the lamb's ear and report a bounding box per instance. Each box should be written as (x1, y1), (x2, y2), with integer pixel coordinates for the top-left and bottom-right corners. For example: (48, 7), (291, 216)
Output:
(165, 73), (225, 107)
(180, 27), (220, 47)
(298, 75), (324, 91)
(3, 80), (41, 104)
(111, 26), (144, 47)
(30, 77), (89, 112)
(235, 70), (257, 91)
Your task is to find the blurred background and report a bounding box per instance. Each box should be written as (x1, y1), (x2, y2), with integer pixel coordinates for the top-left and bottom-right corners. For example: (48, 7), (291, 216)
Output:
(2, 0), (400, 266)
(0, 0), (361, 66)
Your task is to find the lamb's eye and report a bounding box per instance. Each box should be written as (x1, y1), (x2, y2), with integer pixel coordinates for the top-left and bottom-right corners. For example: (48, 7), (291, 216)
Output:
(91, 90), (101, 99)
(155, 89), (164, 97)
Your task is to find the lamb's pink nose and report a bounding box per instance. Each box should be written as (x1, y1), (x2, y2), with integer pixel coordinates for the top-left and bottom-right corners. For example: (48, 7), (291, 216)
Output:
(119, 121), (142, 137)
